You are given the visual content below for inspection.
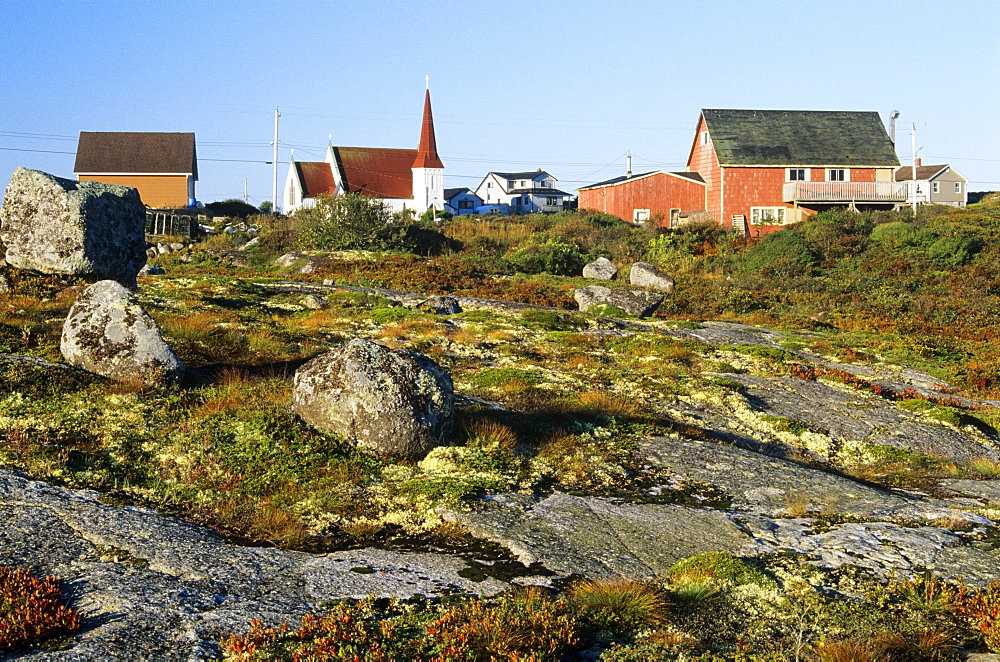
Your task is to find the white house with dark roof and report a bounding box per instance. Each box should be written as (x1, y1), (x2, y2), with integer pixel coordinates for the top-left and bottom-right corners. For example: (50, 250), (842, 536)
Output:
(895, 162), (968, 207)
(473, 170), (573, 215)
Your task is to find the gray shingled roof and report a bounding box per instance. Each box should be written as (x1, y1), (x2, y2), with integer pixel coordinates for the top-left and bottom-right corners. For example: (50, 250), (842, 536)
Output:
(491, 171), (552, 181)
(702, 110), (899, 167)
(74, 132), (198, 178)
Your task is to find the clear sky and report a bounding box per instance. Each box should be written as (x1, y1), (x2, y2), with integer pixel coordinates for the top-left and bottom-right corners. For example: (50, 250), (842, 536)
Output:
(2, 0), (997, 211)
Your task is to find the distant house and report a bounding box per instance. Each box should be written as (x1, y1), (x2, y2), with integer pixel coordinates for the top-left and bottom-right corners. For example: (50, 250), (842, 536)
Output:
(443, 187), (482, 215)
(284, 89), (444, 215)
(73, 132), (198, 208)
(473, 170), (572, 215)
(577, 170), (706, 226)
(895, 162), (968, 207)
(686, 109), (903, 234)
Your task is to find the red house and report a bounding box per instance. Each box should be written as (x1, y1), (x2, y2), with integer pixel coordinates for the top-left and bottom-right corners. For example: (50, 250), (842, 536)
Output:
(577, 170), (706, 226)
(687, 109), (903, 235)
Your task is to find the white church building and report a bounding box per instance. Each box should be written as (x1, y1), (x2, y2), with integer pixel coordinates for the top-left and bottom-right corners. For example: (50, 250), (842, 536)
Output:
(283, 88), (444, 215)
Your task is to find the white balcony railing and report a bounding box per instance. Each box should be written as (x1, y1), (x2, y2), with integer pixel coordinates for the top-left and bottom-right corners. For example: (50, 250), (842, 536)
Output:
(783, 181), (908, 203)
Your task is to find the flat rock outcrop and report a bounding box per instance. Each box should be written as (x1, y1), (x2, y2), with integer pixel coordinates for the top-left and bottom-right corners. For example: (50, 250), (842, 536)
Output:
(454, 491), (750, 578)
(574, 285), (663, 317)
(0, 469), (509, 661)
(292, 338), (455, 459)
(0, 168), (146, 287)
(701, 372), (1000, 464)
(61, 280), (184, 386)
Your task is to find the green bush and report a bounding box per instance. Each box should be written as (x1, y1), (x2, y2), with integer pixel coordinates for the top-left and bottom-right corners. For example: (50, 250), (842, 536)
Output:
(295, 194), (410, 251)
(666, 552), (775, 589)
(505, 240), (587, 276)
(741, 230), (816, 278)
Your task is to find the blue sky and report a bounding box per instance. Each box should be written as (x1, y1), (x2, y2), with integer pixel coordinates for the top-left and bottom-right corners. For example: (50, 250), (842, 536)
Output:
(2, 0), (997, 210)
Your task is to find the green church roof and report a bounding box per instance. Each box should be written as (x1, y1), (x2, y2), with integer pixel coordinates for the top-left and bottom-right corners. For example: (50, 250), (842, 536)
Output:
(702, 110), (900, 167)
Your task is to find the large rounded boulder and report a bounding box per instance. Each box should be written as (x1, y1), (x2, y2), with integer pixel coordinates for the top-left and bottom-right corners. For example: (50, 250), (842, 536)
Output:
(61, 280), (184, 385)
(0, 168), (146, 287)
(292, 338), (454, 460)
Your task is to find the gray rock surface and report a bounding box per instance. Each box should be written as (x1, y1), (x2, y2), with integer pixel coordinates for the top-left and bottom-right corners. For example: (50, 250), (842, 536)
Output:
(273, 251), (307, 267)
(713, 372), (1000, 463)
(582, 257), (618, 280)
(454, 491), (750, 578)
(0, 168), (146, 287)
(0, 469), (509, 661)
(638, 435), (987, 523)
(629, 261), (674, 292)
(301, 294), (328, 310)
(0, 272), (10, 293)
(574, 285), (663, 317)
(416, 295), (462, 315)
(292, 338), (454, 459)
(60, 280), (184, 385)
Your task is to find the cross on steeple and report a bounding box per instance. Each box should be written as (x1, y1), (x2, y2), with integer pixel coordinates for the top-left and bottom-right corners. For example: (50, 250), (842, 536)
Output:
(425, 75), (429, 90)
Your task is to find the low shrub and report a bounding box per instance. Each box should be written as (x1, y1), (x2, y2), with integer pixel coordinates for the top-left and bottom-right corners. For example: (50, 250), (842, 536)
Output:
(666, 552), (775, 589)
(0, 566), (81, 653)
(568, 578), (667, 637)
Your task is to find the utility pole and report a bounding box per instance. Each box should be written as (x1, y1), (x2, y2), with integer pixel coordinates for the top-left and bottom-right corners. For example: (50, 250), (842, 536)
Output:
(272, 107), (280, 212)
(911, 123), (918, 216)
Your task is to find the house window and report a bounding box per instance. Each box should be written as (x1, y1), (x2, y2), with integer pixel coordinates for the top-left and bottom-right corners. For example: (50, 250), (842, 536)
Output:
(955, 182), (963, 194)
(520, 180), (526, 187)
(633, 209), (650, 222)
(787, 168), (807, 181)
(487, 182), (492, 188)
(509, 182), (516, 191)
(932, 182), (940, 194)
(458, 200), (474, 209)
(546, 197), (557, 205)
(750, 207), (786, 225)
(700, 131), (710, 145)
(827, 169), (847, 182)
(670, 209), (681, 223)
(523, 196), (531, 205)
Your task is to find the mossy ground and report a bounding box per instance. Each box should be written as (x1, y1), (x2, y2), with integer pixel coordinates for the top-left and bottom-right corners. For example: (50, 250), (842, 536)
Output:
(5, 204), (1000, 656)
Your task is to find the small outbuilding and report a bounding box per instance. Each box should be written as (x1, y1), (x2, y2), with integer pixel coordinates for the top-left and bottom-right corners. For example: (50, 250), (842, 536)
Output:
(895, 163), (968, 208)
(74, 132), (198, 208)
(577, 171), (707, 226)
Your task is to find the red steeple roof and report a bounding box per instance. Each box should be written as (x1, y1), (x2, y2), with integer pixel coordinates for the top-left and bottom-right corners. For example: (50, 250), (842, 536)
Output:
(412, 89), (444, 169)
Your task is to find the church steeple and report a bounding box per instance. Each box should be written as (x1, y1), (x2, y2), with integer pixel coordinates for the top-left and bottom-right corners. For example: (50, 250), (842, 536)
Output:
(412, 86), (444, 169)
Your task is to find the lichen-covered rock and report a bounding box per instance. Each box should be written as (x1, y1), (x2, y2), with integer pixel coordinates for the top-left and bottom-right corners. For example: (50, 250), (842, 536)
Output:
(629, 261), (675, 292)
(582, 257), (618, 280)
(301, 294), (328, 310)
(0, 168), (146, 287)
(574, 285), (663, 317)
(417, 295), (462, 315)
(61, 280), (184, 385)
(274, 251), (307, 267)
(292, 338), (454, 459)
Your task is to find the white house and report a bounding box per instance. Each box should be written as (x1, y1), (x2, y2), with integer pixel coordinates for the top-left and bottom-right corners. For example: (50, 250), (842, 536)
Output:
(473, 170), (573, 215)
(895, 162), (968, 208)
(443, 187), (482, 215)
(283, 88), (444, 215)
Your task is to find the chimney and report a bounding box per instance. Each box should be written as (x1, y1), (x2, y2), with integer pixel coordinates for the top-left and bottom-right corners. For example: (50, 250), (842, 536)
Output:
(916, 157), (922, 167)
(626, 151), (632, 178)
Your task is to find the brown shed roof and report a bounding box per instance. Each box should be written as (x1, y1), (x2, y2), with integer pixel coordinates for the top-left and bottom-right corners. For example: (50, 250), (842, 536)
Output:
(894, 164), (950, 181)
(74, 132), (197, 178)
(335, 147), (415, 199)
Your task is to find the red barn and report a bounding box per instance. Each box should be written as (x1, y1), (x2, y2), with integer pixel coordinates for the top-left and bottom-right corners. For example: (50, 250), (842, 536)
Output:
(577, 170), (706, 226)
(686, 109), (903, 235)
